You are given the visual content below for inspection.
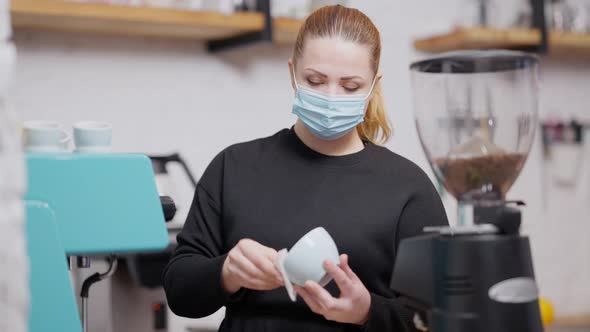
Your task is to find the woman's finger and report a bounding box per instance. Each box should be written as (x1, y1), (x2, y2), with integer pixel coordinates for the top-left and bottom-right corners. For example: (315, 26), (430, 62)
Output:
(339, 254), (359, 282)
(323, 259), (353, 292)
(231, 250), (276, 283)
(294, 285), (323, 314)
(230, 267), (275, 290)
(241, 242), (284, 283)
(304, 281), (338, 311)
(265, 249), (285, 282)
(272, 258), (285, 284)
(246, 281), (279, 290)
(258, 254), (285, 283)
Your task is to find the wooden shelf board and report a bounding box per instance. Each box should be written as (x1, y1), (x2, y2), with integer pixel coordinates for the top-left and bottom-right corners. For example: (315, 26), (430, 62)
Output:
(414, 27), (590, 57)
(273, 17), (302, 44)
(10, 0), (266, 40)
(550, 31), (590, 57)
(414, 27), (539, 53)
(553, 313), (590, 327)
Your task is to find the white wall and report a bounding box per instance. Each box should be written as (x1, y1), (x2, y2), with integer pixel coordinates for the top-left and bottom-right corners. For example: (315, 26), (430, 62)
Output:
(11, 0), (590, 329)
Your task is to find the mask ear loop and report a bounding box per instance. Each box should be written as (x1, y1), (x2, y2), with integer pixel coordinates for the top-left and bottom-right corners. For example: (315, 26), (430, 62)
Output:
(364, 74), (378, 101)
(292, 66), (301, 91)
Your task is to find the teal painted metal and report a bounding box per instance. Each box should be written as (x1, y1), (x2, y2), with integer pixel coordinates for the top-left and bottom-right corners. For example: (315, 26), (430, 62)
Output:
(26, 201), (82, 332)
(25, 153), (169, 255)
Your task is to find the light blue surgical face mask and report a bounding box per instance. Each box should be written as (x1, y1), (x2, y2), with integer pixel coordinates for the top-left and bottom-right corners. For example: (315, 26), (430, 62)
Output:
(291, 68), (377, 140)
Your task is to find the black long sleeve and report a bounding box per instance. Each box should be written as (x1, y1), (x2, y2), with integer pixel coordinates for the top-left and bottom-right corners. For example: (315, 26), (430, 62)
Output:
(163, 184), (227, 317)
(362, 173), (449, 332)
(163, 128), (448, 332)
(163, 152), (247, 318)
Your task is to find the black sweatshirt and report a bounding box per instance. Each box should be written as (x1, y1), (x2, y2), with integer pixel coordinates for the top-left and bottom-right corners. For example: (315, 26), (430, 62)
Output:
(163, 128), (448, 332)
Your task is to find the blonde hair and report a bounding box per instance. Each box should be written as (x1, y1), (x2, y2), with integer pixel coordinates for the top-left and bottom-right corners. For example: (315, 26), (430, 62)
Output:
(292, 5), (392, 144)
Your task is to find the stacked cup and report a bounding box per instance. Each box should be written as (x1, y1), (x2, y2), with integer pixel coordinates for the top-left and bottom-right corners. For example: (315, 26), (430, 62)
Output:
(72, 121), (113, 153)
(22, 121), (113, 153)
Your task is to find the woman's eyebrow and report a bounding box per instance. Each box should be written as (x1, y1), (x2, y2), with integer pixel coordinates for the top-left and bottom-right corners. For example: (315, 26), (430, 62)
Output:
(304, 68), (327, 77)
(340, 75), (364, 81)
(304, 68), (365, 81)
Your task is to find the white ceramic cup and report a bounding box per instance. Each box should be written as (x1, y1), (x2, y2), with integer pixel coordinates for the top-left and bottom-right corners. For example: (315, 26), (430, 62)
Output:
(73, 121), (112, 153)
(23, 121), (70, 153)
(276, 227), (340, 301)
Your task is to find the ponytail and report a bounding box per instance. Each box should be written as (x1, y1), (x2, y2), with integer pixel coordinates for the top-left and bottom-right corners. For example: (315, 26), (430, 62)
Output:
(358, 83), (391, 144)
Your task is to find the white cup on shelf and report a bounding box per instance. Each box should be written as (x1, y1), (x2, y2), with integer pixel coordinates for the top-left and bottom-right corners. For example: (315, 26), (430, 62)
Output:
(22, 121), (71, 153)
(73, 121), (113, 153)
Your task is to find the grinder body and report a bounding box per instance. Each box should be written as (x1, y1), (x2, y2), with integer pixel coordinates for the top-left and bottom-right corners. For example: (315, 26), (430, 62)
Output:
(391, 230), (543, 332)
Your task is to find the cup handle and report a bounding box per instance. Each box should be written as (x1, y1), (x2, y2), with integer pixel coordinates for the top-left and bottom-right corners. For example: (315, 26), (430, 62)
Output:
(60, 130), (71, 150)
(276, 249), (297, 302)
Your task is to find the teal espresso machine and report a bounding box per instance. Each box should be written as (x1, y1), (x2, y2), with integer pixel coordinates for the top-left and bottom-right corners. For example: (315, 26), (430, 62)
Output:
(25, 153), (173, 332)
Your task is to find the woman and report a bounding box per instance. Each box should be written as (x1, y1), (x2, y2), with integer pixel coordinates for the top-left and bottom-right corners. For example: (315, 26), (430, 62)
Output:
(163, 5), (448, 332)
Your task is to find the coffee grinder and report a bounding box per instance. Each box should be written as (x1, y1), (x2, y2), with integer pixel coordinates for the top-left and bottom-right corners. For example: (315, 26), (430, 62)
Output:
(391, 50), (543, 332)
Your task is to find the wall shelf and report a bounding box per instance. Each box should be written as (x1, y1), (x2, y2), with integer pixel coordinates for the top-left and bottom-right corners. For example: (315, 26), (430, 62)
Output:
(10, 0), (302, 44)
(414, 27), (590, 57)
(553, 313), (590, 328)
(273, 17), (302, 44)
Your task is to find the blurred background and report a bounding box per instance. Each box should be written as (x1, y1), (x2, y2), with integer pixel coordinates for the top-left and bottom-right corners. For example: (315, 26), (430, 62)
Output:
(1, 0), (590, 331)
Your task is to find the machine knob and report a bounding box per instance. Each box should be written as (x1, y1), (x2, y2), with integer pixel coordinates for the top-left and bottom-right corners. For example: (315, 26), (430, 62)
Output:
(160, 196), (176, 222)
(494, 205), (522, 235)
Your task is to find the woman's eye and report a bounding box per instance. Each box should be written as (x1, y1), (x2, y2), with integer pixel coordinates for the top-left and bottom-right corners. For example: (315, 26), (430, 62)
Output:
(344, 86), (360, 92)
(307, 79), (322, 86)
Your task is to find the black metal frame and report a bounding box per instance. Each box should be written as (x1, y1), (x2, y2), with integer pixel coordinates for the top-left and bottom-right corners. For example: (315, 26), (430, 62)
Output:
(528, 0), (549, 53)
(207, 1), (549, 53)
(207, 0), (273, 53)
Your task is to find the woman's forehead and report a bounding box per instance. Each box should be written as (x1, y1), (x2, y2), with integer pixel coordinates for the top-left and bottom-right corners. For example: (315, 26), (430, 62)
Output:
(297, 37), (374, 79)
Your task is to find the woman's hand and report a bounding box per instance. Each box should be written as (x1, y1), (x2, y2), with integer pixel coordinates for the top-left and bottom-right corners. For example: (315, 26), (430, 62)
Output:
(221, 239), (284, 294)
(294, 254), (371, 325)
